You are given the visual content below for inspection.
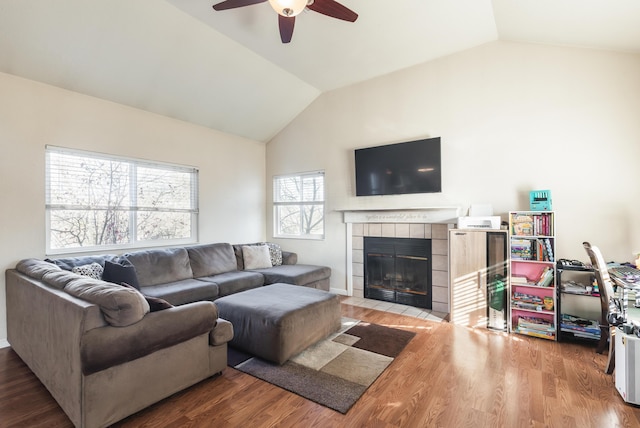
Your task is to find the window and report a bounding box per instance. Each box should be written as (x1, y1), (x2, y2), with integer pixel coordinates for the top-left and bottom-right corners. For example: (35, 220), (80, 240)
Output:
(46, 146), (198, 253)
(273, 171), (324, 239)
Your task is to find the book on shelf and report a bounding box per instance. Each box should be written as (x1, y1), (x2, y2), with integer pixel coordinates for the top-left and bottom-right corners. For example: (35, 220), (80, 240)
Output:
(513, 301), (544, 311)
(511, 275), (530, 284)
(511, 212), (553, 236)
(510, 237), (554, 262)
(517, 327), (556, 339)
(536, 267), (554, 287)
(510, 239), (532, 260)
(511, 214), (534, 236)
(544, 238), (554, 262)
(560, 314), (600, 337)
(567, 331), (600, 340)
(512, 292), (553, 311)
(512, 292), (543, 303)
(561, 280), (592, 294)
(517, 315), (555, 332)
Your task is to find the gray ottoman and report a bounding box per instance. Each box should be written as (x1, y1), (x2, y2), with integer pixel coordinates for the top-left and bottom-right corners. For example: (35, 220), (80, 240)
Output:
(215, 283), (341, 365)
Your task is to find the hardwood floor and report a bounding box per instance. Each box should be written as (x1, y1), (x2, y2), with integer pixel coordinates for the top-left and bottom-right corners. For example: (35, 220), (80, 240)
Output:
(1, 303), (639, 428)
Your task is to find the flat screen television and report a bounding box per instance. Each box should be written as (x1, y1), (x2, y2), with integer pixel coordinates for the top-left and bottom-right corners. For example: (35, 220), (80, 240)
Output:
(355, 137), (442, 196)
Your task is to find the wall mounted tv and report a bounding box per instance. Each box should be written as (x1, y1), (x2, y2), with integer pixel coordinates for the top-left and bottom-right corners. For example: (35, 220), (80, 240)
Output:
(355, 137), (442, 196)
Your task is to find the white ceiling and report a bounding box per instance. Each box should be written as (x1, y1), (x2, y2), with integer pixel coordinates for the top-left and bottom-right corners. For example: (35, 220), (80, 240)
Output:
(1, 0), (639, 142)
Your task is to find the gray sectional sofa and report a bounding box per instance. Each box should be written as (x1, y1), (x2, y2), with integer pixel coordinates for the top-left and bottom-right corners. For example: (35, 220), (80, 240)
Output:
(122, 242), (331, 304)
(5, 242), (331, 428)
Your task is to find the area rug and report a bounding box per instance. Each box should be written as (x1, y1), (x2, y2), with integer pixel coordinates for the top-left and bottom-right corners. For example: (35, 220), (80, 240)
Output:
(227, 318), (415, 414)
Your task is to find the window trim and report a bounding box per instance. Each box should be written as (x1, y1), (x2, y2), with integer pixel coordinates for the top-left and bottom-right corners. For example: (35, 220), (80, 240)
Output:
(273, 170), (325, 240)
(45, 146), (199, 255)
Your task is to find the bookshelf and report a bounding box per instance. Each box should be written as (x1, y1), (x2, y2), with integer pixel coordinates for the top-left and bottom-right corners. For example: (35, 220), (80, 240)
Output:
(557, 266), (600, 342)
(509, 211), (557, 340)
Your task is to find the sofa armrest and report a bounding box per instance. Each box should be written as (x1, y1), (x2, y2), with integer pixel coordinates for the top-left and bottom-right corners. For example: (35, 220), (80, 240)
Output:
(81, 301), (217, 375)
(6, 269), (97, 426)
(210, 318), (234, 346)
(282, 251), (297, 265)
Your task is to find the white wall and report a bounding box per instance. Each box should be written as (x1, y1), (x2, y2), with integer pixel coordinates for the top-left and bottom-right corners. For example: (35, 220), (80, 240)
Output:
(0, 72), (266, 342)
(266, 41), (640, 294)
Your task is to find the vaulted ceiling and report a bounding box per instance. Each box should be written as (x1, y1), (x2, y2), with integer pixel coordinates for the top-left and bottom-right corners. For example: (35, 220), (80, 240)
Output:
(1, 0), (639, 142)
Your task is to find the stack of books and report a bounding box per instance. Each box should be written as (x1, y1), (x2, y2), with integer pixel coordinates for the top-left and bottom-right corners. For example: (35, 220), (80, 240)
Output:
(511, 269), (553, 288)
(516, 315), (556, 339)
(512, 291), (544, 310)
(510, 238), (554, 262)
(511, 214), (534, 236)
(512, 292), (553, 311)
(511, 275), (531, 285)
(511, 213), (554, 236)
(561, 280), (592, 295)
(511, 239), (533, 260)
(560, 314), (600, 340)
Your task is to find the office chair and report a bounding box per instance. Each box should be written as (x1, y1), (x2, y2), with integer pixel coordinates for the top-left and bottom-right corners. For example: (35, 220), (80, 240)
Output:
(583, 241), (622, 374)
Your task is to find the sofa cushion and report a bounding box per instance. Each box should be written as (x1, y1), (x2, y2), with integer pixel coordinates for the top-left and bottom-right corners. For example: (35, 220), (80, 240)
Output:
(124, 248), (194, 287)
(45, 254), (119, 271)
(242, 245), (272, 269)
(186, 243), (237, 277)
(197, 271), (264, 297)
(16, 258), (62, 280)
(64, 278), (150, 327)
(139, 278), (219, 306)
(102, 260), (140, 289)
(72, 262), (104, 280)
(250, 264), (332, 286)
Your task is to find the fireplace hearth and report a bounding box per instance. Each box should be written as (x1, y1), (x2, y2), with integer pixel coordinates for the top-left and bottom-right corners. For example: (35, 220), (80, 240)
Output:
(364, 237), (432, 309)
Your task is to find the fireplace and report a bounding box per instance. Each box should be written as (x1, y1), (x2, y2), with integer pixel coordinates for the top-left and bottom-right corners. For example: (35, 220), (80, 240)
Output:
(364, 237), (432, 309)
(343, 207), (459, 314)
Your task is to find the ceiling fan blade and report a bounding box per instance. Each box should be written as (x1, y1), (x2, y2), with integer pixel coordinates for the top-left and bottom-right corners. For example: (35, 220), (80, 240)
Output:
(212, 0), (266, 11)
(307, 0), (358, 22)
(278, 15), (295, 43)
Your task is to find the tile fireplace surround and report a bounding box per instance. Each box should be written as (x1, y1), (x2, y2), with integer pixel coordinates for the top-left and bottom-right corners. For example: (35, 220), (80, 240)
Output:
(342, 207), (459, 314)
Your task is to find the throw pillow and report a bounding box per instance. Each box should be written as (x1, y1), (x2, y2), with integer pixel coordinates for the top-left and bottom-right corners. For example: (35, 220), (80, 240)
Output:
(245, 242), (283, 266)
(72, 262), (104, 280)
(145, 295), (174, 312)
(102, 260), (140, 290)
(242, 244), (272, 269)
(265, 242), (283, 266)
(120, 282), (173, 312)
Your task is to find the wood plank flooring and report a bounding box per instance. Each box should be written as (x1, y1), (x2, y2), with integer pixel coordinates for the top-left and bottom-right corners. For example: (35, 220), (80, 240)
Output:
(1, 303), (639, 427)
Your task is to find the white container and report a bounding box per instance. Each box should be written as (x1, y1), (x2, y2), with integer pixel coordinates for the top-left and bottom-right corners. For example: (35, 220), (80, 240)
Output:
(457, 216), (501, 230)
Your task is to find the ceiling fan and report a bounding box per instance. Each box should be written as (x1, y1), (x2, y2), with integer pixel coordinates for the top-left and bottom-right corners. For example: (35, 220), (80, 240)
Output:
(212, 0), (358, 44)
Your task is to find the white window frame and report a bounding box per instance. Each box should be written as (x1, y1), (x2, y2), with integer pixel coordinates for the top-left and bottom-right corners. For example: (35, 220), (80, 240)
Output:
(273, 171), (325, 240)
(45, 146), (199, 254)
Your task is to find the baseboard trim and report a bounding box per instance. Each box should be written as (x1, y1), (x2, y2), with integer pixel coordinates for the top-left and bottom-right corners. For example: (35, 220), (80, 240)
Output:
(0, 339), (10, 349)
(330, 288), (348, 296)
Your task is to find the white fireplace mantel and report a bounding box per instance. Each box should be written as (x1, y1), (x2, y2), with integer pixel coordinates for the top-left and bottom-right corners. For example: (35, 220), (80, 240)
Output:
(340, 206), (461, 224)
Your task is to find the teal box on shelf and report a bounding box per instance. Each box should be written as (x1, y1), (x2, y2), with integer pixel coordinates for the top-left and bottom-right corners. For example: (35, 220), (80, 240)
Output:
(529, 190), (552, 211)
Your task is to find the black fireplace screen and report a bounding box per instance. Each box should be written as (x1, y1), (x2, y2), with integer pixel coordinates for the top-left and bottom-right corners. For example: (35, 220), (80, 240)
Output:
(364, 237), (432, 309)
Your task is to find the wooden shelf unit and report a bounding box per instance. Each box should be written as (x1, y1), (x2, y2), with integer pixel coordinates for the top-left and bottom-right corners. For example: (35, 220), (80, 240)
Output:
(449, 229), (509, 331)
(509, 211), (557, 340)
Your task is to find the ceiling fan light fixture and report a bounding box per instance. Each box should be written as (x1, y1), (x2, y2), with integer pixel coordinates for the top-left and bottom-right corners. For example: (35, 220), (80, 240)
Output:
(268, 0), (308, 17)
